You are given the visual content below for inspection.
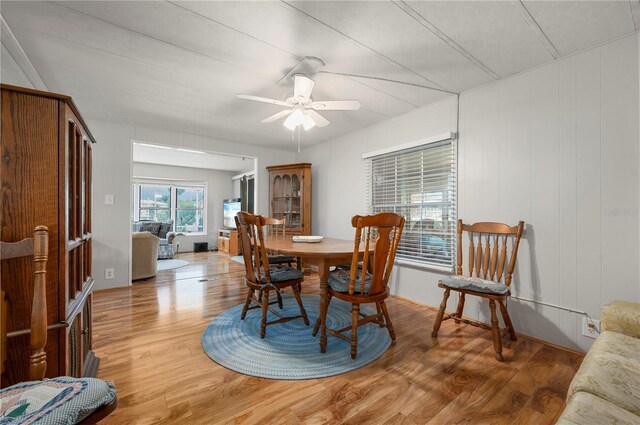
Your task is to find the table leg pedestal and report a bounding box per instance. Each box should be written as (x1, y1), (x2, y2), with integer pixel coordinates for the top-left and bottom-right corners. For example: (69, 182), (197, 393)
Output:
(318, 262), (329, 353)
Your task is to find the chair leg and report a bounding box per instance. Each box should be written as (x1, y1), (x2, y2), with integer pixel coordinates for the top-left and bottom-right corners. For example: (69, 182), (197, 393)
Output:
(260, 290), (270, 339)
(431, 288), (451, 337)
(489, 300), (504, 361)
(380, 300), (396, 342)
(351, 304), (360, 359)
(375, 302), (384, 327)
(277, 291), (283, 309)
(241, 289), (254, 320)
(313, 294), (331, 336)
(454, 293), (465, 324)
(292, 284), (309, 325)
(499, 300), (517, 341)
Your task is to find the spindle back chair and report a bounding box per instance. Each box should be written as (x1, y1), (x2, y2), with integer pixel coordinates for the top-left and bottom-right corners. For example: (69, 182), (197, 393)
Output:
(0, 226), (117, 423)
(432, 219), (525, 361)
(235, 212), (309, 338)
(1, 226), (48, 380)
(314, 212), (405, 359)
(263, 217), (297, 270)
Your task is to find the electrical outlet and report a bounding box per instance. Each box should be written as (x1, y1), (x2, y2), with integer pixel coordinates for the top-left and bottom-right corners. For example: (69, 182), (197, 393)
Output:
(581, 317), (600, 338)
(105, 268), (115, 280)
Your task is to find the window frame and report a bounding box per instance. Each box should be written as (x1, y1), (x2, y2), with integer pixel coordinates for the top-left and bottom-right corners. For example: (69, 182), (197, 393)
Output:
(174, 185), (207, 234)
(363, 133), (457, 273)
(137, 183), (172, 223)
(133, 180), (208, 236)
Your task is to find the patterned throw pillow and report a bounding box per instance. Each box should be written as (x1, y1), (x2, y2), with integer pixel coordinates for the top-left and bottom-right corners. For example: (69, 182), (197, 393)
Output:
(138, 222), (161, 235)
(158, 222), (173, 239)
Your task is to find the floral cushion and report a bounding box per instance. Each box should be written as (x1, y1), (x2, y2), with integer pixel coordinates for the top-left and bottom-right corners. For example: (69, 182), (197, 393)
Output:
(602, 301), (640, 339)
(259, 265), (303, 284)
(568, 330), (640, 416)
(0, 377), (116, 425)
(328, 268), (373, 294)
(557, 391), (640, 425)
(439, 275), (510, 295)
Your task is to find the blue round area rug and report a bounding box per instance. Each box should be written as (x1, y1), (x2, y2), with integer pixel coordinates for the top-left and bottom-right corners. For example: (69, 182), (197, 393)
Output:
(201, 294), (392, 380)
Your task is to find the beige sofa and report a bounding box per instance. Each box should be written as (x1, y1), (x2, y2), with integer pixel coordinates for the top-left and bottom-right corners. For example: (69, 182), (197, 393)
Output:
(557, 301), (640, 424)
(132, 231), (160, 280)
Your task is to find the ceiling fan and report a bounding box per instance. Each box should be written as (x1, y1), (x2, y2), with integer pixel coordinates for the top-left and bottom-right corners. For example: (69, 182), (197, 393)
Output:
(236, 74), (361, 131)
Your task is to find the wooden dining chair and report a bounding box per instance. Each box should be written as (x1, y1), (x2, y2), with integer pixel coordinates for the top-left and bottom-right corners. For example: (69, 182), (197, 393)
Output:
(431, 219), (525, 361)
(313, 212), (405, 359)
(235, 212), (309, 338)
(0, 226), (117, 424)
(263, 217), (297, 268)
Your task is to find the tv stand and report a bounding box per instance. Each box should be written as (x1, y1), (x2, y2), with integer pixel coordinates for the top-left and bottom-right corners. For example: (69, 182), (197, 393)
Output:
(218, 228), (240, 256)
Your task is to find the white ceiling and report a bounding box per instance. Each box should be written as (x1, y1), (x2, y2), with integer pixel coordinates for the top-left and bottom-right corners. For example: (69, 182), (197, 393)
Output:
(132, 142), (255, 173)
(1, 1), (637, 151)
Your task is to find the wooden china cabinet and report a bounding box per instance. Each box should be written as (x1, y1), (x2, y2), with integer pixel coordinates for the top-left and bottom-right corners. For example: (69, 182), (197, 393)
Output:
(267, 163), (312, 235)
(0, 84), (98, 386)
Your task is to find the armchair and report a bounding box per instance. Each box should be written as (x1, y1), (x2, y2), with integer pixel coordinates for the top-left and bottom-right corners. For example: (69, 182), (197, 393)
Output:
(132, 220), (176, 259)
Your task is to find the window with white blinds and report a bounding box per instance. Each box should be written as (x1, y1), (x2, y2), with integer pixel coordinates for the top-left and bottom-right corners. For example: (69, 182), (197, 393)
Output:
(365, 137), (457, 270)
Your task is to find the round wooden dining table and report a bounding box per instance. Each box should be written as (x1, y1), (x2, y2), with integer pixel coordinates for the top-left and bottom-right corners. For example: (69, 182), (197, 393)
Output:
(263, 236), (365, 353)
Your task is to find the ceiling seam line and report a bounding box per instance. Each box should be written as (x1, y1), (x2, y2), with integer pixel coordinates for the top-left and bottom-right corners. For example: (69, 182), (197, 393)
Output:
(512, 0), (560, 59)
(319, 70), (458, 95)
(53, 1), (423, 111)
(169, 1), (420, 108)
(166, 1), (304, 61)
(392, 1), (501, 81)
(26, 28), (238, 86)
(278, 0), (451, 92)
(629, 0), (640, 32)
(51, 1), (239, 67)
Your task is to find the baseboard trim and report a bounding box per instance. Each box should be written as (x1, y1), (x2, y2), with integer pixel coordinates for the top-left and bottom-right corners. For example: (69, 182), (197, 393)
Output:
(390, 293), (586, 356)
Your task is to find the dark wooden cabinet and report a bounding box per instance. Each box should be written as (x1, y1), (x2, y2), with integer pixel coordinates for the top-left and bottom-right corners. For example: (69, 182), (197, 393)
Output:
(1, 84), (98, 387)
(267, 163), (312, 235)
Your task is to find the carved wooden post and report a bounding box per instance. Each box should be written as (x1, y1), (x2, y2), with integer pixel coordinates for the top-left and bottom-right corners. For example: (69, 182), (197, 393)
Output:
(30, 226), (49, 381)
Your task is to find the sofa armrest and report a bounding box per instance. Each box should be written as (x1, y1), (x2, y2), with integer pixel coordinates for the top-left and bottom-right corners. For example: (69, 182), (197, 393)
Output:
(601, 301), (640, 339)
(165, 233), (176, 244)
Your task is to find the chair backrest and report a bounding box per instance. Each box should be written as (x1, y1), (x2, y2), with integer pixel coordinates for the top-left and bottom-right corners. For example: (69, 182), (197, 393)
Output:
(457, 220), (525, 286)
(264, 217), (286, 237)
(347, 213), (405, 296)
(235, 212), (273, 285)
(0, 225), (49, 380)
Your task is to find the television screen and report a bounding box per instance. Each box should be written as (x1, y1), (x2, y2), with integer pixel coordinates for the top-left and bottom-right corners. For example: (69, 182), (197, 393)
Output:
(223, 198), (242, 228)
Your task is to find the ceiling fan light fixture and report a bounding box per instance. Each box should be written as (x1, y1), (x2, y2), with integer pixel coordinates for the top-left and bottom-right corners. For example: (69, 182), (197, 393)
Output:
(302, 113), (316, 131)
(283, 108), (304, 130)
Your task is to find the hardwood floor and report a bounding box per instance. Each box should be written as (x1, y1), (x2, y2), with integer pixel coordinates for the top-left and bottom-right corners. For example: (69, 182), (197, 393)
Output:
(93, 252), (582, 424)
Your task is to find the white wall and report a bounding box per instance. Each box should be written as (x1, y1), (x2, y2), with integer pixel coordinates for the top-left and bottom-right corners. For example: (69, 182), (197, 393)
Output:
(297, 34), (640, 352)
(89, 119), (135, 291)
(88, 119), (296, 291)
(132, 162), (235, 252)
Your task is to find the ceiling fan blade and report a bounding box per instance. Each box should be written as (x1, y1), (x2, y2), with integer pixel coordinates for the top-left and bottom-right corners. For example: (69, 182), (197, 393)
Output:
(311, 100), (361, 111)
(237, 94), (289, 107)
(261, 109), (292, 123)
(306, 110), (330, 127)
(293, 74), (315, 101)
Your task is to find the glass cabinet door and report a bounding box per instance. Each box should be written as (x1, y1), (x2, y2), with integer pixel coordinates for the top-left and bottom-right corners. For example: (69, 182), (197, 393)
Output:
(271, 171), (303, 232)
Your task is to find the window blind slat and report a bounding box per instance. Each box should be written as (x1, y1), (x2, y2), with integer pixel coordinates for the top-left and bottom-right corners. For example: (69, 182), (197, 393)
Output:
(365, 138), (456, 269)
